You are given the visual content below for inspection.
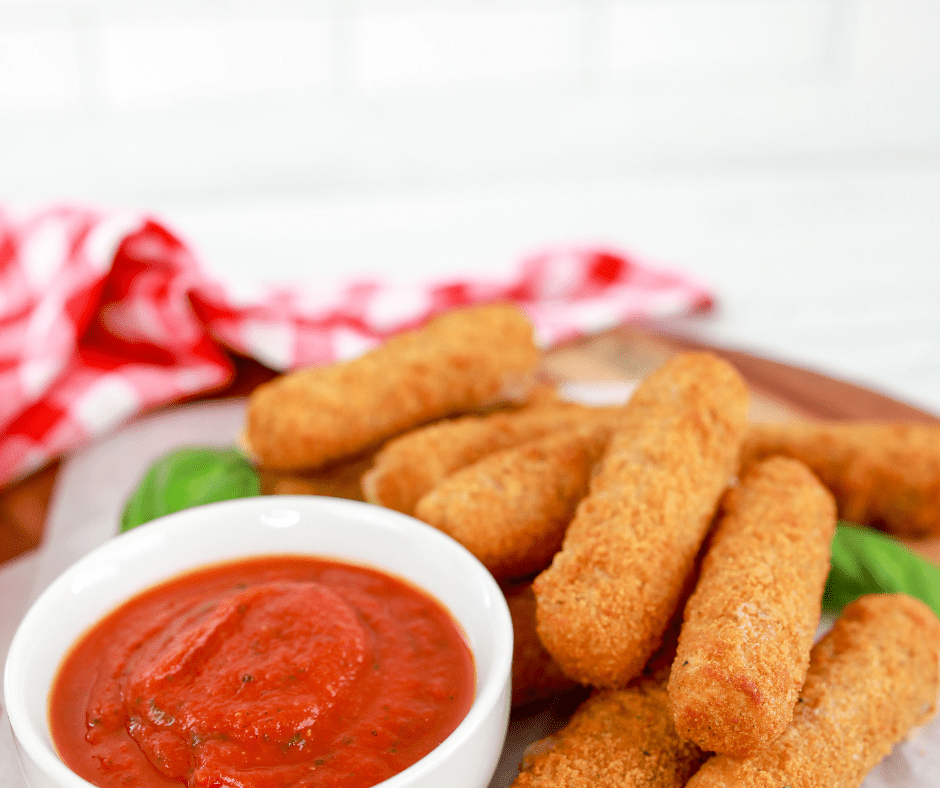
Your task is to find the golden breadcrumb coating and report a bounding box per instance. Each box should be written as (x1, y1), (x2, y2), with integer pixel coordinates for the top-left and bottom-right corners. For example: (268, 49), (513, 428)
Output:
(260, 385), (557, 503)
(244, 304), (541, 471)
(505, 582), (579, 708)
(362, 400), (613, 515)
(415, 420), (614, 579)
(741, 420), (940, 538)
(533, 353), (749, 688)
(511, 680), (707, 788)
(668, 456), (837, 756)
(686, 593), (940, 788)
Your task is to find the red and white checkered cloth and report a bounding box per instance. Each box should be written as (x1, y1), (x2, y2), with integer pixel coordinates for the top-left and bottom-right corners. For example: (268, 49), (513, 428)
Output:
(0, 204), (714, 487)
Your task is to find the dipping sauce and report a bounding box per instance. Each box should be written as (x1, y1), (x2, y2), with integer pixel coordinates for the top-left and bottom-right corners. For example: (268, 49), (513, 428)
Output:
(49, 556), (475, 788)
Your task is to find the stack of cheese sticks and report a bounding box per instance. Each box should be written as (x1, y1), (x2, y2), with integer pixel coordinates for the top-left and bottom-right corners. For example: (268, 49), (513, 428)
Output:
(242, 303), (940, 788)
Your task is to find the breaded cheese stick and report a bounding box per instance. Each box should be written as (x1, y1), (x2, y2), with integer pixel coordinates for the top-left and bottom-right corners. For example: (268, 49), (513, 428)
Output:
(507, 574), (688, 709)
(686, 593), (940, 788)
(362, 400), (616, 515)
(511, 680), (707, 788)
(244, 304), (541, 471)
(534, 353), (749, 688)
(257, 390), (558, 501)
(505, 582), (579, 708)
(668, 456), (837, 756)
(415, 420), (614, 579)
(742, 420), (940, 538)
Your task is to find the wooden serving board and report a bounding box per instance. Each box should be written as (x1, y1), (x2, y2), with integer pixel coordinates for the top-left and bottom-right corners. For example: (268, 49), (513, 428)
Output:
(2, 322), (939, 567)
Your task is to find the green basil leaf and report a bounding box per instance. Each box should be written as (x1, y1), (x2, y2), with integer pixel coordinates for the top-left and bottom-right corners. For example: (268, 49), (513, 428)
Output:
(823, 522), (940, 618)
(120, 446), (261, 533)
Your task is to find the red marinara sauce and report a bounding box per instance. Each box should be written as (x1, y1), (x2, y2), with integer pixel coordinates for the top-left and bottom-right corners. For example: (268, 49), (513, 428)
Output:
(49, 555), (475, 788)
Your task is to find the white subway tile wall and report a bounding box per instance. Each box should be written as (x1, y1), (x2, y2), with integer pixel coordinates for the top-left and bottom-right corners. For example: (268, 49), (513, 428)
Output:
(598, 0), (831, 80)
(0, 14), (83, 115)
(0, 0), (938, 202)
(853, 0), (940, 78)
(95, 8), (336, 113)
(352, 3), (585, 96)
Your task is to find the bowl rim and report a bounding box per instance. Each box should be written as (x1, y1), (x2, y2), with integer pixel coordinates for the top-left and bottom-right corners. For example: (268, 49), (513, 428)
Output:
(4, 495), (513, 788)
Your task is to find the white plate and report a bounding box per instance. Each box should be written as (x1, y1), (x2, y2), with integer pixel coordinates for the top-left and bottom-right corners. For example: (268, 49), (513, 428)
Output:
(5, 395), (940, 787)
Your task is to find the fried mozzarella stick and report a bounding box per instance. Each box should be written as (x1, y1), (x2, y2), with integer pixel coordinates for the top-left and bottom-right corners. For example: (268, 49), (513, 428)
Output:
(534, 353), (749, 688)
(415, 420), (614, 579)
(686, 593), (940, 788)
(362, 400), (615, 515)
(244, 304), (541, 471)
(511, 680), (707, 788)
(505, 583), (579, 708)
(507, 579), (687, 710)
(668, 456), (837, 756)
(742, 420), (940, 538)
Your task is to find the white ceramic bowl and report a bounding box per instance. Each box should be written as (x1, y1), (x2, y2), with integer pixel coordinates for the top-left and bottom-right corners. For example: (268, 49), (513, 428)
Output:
(4, 496), (513, 788)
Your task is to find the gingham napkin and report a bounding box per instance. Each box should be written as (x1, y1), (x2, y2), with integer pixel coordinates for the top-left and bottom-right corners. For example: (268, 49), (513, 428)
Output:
(0, 204), (713, 487)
